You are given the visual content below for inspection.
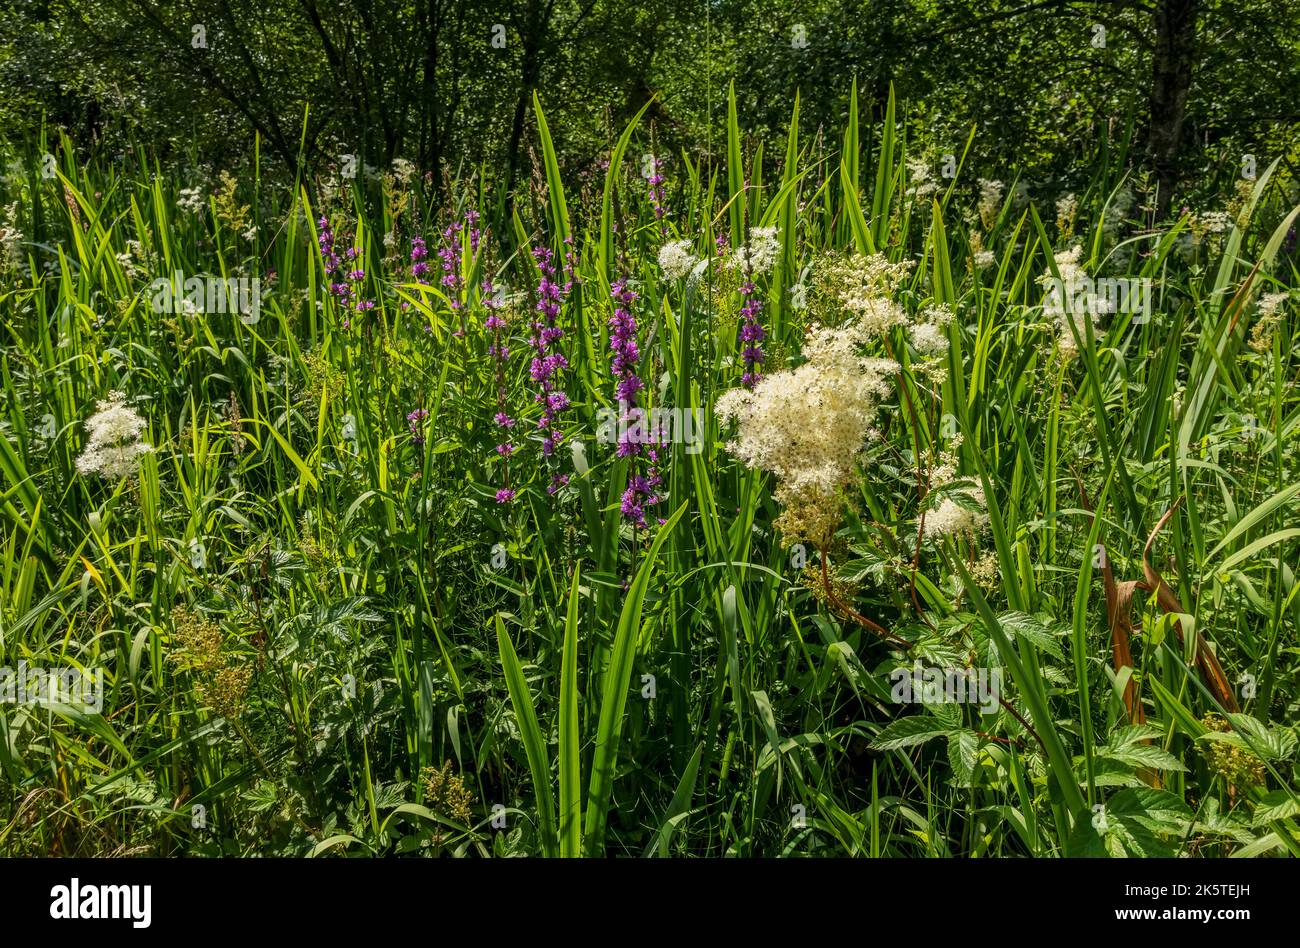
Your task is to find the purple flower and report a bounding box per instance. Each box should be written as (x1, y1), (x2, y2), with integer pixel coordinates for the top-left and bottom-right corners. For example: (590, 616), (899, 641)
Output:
(317, 214), (374, 318)
(738, 280), (765, 388)
(529, 245), (572, 461)
(411, 237), (430, 280)
(439, 222), (463, 308)
(407, 408), (429, 445)
(609, 278), (660, 527)
(485, 276), (516, 504)
(466, 209), (482, 254)
(438, 208), (482, 319)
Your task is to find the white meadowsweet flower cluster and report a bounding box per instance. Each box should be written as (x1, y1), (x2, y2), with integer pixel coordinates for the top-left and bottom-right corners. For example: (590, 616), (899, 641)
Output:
(1258, 291), (1289, 318)
(1038, 245), (1100, 358)
(658, 239), (699, 281)
(0, 202), (22, 268)
(909, 304), (954, 382)
(923, 487), (989, 540)
(114, 239), (147, 279)
(845, 293), (909, 336)
(1250, 291), (1290, 353)
(918, 440), (989, 540)
(391, 158), (416, 186)
(177, 187), (205, 214)
(730, 225), (779, 276)
(908, 321), (948, 358)
(716, 319), (898, 545)
(977, 179), (1004, 228)
(76, 391), (154, 479)
(819, 252), (914, 334)
(906, 157), (939, 202)
(1198, 210), (1232, 234)
(1055, 192), (1078, 234)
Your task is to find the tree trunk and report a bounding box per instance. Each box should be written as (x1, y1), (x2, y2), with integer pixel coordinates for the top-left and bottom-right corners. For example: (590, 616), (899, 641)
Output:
(505, 0), (547, 213)
(420, 0), (443, 187)
(1147, 0), (1198, 217)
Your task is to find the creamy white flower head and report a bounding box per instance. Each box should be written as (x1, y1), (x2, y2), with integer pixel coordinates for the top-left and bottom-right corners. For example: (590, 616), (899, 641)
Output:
(1251, 292), (1290, 353)
(716, 319), (897, 543)
(177, 187), (205, 214)
(115, 250), (142, 278)
(0, 202), (21, 267)
(1258, 292), (1289, 318)
(822, 252), (914, 307)
(923, 485), (988, 540)
(1037, 245), (1099, 357)
(1055, 192), (1078, 231)
(391, 158), (416, 185)
(1199, 211), (1232, 234)
(843, 293), (908, 336)
(658, 239), (698, 281)
(974, 249), (996, 269)
(922, 304), (955, 326)
(730, 226), (780, 277)
(907, 157), (939, 201)
(977, 179), (1004, 227)
(909, 321), (948, 357)
(76, 391), (153, 479)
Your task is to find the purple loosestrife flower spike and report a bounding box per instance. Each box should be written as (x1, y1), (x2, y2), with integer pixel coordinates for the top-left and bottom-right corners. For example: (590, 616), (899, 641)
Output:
(484, 278), (516, 503)
(609, 277), (660, 527)
(407, 408), (428, 445)
(739, 280), (765, 388)
(529, 246), (572, 482)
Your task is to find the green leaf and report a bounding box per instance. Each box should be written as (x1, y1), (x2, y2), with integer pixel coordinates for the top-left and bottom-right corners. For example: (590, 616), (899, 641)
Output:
(871, 715), (954, 751)
(532, 92), (570, 246)
(947, 730), (979, 787)
(1099, 725), (1188, 772)
(495, 614), (557, 857)
(1251, 790), (1300, 826)
(558, 565), (583, 858)
(998, 611), (1065, 660)
(584, 502), (688, 856)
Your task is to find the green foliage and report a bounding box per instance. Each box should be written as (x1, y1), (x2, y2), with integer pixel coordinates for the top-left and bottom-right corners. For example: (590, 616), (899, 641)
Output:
(1, 56), (1299, 859)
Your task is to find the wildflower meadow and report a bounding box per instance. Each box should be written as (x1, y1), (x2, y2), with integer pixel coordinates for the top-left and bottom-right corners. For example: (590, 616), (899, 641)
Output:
(1, 2), (1299, 875)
